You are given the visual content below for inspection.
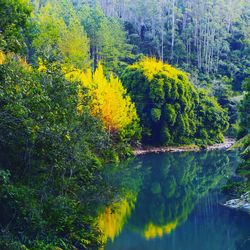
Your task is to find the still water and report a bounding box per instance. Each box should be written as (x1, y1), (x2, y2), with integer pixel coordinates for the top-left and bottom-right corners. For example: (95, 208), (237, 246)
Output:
(99, 150), (250, 250)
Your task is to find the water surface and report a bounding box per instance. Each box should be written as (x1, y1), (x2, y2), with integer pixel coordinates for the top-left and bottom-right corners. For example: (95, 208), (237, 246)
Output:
(99, 150), (250, 250)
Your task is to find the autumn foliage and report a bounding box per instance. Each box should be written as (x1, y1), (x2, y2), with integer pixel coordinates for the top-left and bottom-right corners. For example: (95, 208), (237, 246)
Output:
(66, 63), (139, 134)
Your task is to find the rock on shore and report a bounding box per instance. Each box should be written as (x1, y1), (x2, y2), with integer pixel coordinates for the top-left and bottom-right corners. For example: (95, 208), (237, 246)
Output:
(133, 137), (235, 155)
(223, 192), (250, 213)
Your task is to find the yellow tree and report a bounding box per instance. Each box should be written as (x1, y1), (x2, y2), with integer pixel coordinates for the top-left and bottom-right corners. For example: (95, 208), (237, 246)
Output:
(66, 63), (139, 134)
(0, 51), (5, 65)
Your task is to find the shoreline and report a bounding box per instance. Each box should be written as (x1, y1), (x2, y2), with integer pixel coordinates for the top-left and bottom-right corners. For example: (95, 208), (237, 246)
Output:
(133, 137), (236, 155)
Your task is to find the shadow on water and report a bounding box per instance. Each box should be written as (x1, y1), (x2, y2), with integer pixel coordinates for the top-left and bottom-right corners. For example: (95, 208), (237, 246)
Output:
(96, 150), (250, 250)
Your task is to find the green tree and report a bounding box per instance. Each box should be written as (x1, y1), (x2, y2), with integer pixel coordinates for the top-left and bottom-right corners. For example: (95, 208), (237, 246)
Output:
(122, 58), (228, 145)
(239, 78), (250, 138)
(78, 2), (132, 72)
(0, 0), (32, 53)
(0, 55), (113, 249)
(32, 2), (90, 68)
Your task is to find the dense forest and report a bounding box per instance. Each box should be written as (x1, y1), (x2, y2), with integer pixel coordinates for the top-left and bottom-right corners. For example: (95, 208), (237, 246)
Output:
(0, 0), (249, 249)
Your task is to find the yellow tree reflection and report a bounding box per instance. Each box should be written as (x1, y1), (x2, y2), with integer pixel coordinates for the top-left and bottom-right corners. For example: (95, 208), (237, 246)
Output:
(143, 220), (179, 239)
(98, 195), (136, 244)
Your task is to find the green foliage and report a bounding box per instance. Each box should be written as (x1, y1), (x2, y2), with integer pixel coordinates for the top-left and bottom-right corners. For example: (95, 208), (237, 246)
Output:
(195, 90), (229, 145)
(32, 2), (90, 68)
(104, 0), (250, 90)
(209, 77), (239, 137)
(122, 58), (229, 145)
(0, 56), (114, 249)
(229, 134), (250, 194)
(238, 78), (250, 138)
(236, 77), (250, 193)
(151, 108), (161, 122)
(0, 0), (248, 248)
(0, 0), (32, 53)
(78, 2), (133, 72)
(29, 0), (133, 72)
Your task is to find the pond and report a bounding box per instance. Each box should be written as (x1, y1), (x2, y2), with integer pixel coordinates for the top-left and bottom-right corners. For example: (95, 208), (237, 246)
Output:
(97, 150), (250, 250)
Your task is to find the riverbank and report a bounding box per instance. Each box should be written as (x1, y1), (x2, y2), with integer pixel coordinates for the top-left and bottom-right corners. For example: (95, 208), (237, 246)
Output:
(133, 137), (235, 155)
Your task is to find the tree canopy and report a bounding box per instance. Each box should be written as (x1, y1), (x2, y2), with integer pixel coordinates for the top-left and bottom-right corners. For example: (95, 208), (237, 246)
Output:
(122, 58), (229, 145)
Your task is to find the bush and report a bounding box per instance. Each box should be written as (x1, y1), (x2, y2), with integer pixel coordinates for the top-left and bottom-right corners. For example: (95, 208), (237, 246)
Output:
(122, 58), (229, 145)
(0, 56), (114, 249)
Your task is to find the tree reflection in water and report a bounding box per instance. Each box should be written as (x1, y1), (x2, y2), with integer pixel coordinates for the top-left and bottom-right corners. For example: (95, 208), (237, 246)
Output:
(97, 151), (237, 245)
